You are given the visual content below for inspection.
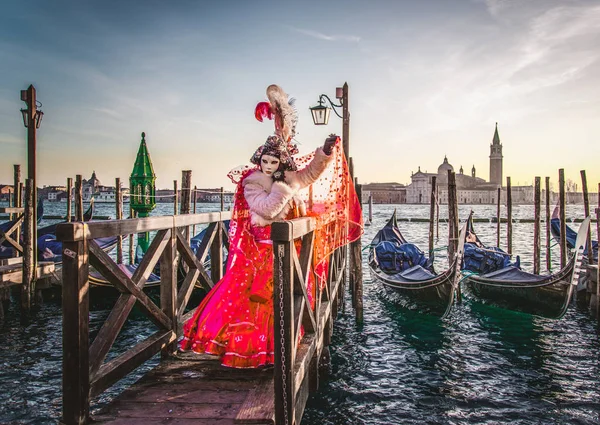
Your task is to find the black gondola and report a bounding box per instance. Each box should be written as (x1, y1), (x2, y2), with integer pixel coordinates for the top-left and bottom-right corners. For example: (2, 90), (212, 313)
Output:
(462, 216), (590, 319)
(368, 210), (468, 318)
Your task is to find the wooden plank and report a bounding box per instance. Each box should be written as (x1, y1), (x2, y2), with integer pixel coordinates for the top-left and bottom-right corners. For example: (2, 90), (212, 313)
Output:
(235, 376), (275, 424)
(57, 212), (232, 242)
(271, 217), (315, 242)
(91, 330), (177, 398)
(0, 262), (54, 285)
(0, 207), (24, 214)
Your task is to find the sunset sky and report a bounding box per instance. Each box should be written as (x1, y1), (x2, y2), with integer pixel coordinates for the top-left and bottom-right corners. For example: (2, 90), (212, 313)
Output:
(1, 0), (599, 191)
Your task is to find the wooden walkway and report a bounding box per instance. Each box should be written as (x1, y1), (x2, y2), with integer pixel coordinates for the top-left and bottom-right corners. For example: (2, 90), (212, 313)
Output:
(94, 354), (275, 425)
(58, 210), (355, 425)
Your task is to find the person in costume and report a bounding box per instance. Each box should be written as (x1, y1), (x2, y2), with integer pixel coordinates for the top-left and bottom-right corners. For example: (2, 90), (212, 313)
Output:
(180, 84), (362, 368)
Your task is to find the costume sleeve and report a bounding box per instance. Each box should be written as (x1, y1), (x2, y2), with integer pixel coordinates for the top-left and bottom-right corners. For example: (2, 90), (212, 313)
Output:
(244, 180), (295, 220)
(293, 147), (334, 189)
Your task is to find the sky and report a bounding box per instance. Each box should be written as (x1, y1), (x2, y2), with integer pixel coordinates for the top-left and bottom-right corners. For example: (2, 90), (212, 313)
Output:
(1, 0), (599, 192)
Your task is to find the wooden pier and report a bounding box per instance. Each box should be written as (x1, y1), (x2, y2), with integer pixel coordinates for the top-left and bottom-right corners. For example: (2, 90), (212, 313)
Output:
(58, 210), (352, 425)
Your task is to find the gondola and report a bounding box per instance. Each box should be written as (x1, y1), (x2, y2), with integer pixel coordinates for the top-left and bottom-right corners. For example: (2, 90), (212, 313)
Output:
(368, 210), (468, 318)
(38, 200), (118, 268)
(461, 216), (591, 319)
(550, 205), (598, 261)
(89, 220), (230, 288)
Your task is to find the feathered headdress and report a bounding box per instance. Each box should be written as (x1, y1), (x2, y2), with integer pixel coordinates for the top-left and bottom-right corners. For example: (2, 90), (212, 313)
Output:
(251, 84), (299, 170)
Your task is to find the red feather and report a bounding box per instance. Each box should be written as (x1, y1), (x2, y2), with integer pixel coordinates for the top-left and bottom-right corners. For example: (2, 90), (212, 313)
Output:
(254, 102), (273, 122)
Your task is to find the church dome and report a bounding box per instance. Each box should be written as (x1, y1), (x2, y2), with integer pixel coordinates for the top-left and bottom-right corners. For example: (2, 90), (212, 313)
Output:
(437, 156), (454, 175)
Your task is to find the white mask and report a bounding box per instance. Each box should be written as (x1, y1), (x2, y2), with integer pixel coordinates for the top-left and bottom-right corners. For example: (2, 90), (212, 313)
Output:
(260, 154), (281, 176)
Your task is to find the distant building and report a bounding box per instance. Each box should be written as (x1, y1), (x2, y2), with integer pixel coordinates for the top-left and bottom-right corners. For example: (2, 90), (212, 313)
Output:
(0, 184), (13, 201)
(406, 124), (504, 204)
(361, 183), (406, 204)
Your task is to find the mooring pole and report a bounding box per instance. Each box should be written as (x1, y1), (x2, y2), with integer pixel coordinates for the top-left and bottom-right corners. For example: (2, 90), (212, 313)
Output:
(533, 177), (541, 275)
(559, 169), (566, 268)
(506, 177), (512, 255)
(429, 176), (437, 258)
(581, 170), (592, 265)
(115, 178), (123, 264)
(496, 187), (501, 247)
(545, 177), (551, 271)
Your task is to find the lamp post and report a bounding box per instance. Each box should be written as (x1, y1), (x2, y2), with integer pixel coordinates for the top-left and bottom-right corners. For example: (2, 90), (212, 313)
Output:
(129, 132), (157, 255)
(20, 85), (43, 293)
(309, 83), (349, 160)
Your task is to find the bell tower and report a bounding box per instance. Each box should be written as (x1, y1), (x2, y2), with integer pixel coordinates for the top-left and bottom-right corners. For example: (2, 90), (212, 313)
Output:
(489, 122), (503, 187)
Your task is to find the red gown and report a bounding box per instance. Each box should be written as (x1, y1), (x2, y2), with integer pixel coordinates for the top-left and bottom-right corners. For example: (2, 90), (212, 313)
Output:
(180, 146), (362, 368)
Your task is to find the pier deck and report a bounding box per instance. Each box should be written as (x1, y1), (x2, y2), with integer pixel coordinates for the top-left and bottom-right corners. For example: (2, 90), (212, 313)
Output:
(93, 354), (274, 425)
(0, 259), (55, 286)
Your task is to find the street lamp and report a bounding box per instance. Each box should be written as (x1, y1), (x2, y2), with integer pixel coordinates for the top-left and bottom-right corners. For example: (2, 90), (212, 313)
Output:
(20, 101), (44, 129)
(309, 88), (344, 126)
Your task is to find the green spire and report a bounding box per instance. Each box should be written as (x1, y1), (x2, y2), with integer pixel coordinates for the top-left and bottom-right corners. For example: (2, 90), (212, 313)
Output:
(131, 132), (156, 179)
(130, 132), (156, 216)
(492, 122), (500, 145)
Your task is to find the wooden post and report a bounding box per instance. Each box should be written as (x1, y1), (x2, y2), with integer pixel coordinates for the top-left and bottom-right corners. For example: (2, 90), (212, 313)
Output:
(128, 206), (136, 266)
(160, 228), (177, 357)
(66, 177), (73, 222)
(581, 170), (592, 265)
(429, 176), (437, 257)
(75, 175), (83, 222)
(61, 231), (90, 424)
(352, 181), (363, 323)
(506, 177), (512, 255)
(368, 194), (373, 224)
(210, 221), (224, 284)
(597, 206), (600, 319)
(180, 171), (192, 215)
(342, 82), (350, 162)
(192, 185), (197, 237)
(533, 177), (541, 274)
(173, 180), (178, 215)
(180, 171), (192, 243)
(436, 190), (440, 240)
(13, 164), (21, 216)
(22, 179), (34, 313)
(115, 178), (123, 264)
(22, 86), (38, 272)
(545, 177), (551, 271)
(348, 159), (355, 307)
(272, 223), (295, 425)
(13, 164), (22, 257)
(559, 169), (566, 268)
(496, 187), (501, 247)
(447, 171), (458, 261)
(220, 187), (224, 211)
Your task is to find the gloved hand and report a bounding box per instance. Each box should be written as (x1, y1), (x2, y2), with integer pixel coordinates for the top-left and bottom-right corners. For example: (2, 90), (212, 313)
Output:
(323, 134), (339, 155)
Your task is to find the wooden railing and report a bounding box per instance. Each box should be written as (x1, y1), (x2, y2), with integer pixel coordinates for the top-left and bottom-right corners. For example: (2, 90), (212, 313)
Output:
(58, 210), (350, 425)
(272, 212), (347, 425)
(57, 212), (230, 425)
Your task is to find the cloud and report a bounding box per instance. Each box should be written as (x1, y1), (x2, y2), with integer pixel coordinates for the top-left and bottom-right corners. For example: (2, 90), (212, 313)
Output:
(288, 26), (360, 43)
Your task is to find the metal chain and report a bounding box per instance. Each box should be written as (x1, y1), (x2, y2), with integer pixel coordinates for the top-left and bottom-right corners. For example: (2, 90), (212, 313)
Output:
(277, 243), (290, 425)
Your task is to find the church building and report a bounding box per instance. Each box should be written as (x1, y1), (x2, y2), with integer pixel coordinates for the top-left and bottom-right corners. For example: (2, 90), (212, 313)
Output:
(406, 124), (503, 204)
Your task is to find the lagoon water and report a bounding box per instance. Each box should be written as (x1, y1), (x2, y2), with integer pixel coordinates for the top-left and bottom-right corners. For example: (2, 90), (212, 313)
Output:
(1, 202), (599, 424)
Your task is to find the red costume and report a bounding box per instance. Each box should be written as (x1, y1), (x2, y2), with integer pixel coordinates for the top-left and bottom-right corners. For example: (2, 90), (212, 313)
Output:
(180, 85), (362, 368)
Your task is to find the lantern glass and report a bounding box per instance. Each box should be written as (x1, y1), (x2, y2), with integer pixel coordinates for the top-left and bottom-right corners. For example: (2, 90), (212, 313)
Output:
(310, 105), (331, 125)
(35, 111), (43, 129)
(20, 109), (29, 128)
